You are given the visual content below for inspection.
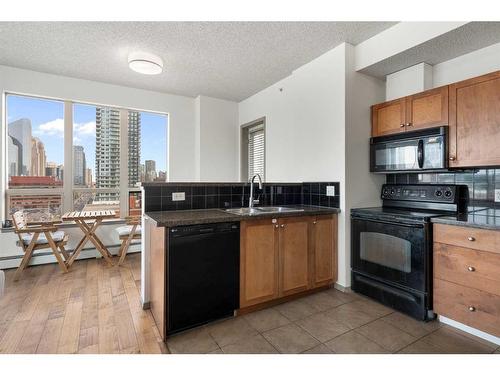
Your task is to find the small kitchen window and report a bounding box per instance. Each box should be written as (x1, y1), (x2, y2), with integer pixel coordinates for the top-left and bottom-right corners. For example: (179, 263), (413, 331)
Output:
(241, 118), (265, 182)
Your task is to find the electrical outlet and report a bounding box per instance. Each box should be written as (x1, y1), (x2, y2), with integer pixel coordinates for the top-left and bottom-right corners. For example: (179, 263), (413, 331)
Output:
(326, 186), (336, 196)
(172, 192), (186, 201)
(495, 189), (500, 203)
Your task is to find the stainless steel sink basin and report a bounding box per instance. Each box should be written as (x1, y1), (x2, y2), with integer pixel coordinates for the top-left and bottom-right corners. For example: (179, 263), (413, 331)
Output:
(225, 206), (304, 216)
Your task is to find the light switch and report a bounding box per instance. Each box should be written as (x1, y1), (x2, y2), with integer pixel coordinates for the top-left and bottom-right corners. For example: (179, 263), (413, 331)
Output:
(326, 186), (336, 196)
(172, 192), (186, 201)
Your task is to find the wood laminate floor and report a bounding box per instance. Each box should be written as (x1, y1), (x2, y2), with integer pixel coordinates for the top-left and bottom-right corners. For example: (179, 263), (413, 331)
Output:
(1, 253), (499, 354)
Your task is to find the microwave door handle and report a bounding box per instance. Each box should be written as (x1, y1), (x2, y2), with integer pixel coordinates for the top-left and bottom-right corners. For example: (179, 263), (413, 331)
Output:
(417, 139), (424, 168)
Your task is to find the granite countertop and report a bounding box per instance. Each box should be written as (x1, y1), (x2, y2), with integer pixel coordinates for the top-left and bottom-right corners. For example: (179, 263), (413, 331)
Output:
(146, 205), (340, 227)
(431, 208), (500, 230)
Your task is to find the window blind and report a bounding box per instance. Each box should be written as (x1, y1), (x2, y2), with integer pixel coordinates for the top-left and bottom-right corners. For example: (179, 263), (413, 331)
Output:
(247, 123), (265, 181)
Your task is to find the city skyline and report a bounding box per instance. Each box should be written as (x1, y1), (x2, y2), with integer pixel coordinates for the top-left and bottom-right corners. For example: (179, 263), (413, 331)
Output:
(6, 95), (168, 185)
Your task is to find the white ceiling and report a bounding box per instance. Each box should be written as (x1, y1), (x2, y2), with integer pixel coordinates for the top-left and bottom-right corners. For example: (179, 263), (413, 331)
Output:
(0, 22), (396, 101)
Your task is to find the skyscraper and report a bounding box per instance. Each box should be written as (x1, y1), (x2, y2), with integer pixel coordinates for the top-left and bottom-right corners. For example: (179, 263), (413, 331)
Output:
(145, 160), (156, 182)
(8, 135), (21, 176)
(8, 118), (32, 176)
(128, 111), (141, 187)
(73, 145), (86, 186)
(30, 137), (46, 177)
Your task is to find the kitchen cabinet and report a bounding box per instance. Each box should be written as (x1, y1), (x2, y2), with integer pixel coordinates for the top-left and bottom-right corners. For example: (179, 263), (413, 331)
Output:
(145, 216), (166, 340)
(240, 218), (280, 308)
(310, 215), (338, 288)
(279, 216), (310, 296)
(448, 71), (500, 168)
(371, 86), (448, 137)
(240, 214), (338, 309)
(433, 223), (500, 337)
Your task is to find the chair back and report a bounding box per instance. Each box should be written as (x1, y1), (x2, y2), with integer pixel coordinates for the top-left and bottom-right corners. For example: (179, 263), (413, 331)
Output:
(12, 211), (27, 247)
(125, 216), (141, 226)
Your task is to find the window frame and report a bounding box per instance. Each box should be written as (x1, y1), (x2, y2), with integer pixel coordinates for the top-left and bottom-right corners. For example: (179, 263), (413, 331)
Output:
(240, 117), (266, 182)
(2, 91), (169, 223)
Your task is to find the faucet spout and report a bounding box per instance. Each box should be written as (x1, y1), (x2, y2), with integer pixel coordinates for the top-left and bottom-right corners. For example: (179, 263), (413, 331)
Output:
(249, 174), (263, 209)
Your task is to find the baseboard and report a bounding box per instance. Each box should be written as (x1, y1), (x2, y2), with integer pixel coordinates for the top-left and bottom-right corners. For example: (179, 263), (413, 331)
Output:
(438, 315), (500, 346)
(333, 282), (353, 293)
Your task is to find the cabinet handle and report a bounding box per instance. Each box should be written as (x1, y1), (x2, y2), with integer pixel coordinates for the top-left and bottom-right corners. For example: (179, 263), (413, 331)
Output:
(400, 124), (405, 128)
(449, 156), (456, 161)
(467, 266), (475, 272)
(275, 225), (279, 228)
(313, 221), (317, 225)
(468, 306), (476, 312)
(280, 224), (285, 228)
(467, 236), (475, 242)
(406, 122), (412, 127)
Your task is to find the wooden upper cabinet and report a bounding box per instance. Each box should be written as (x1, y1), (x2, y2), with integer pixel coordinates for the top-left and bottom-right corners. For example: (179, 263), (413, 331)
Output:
(310, 215), (338, 288)
(448, 71), (500, 168)
(240, 219), (279, 308)
(371, 98), (406, 137)
(279, 216), (309, 297)
(406, 86), (448, 131)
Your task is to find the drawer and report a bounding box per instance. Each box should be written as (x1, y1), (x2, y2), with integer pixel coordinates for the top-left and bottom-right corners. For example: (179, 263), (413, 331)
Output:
(433, 223), (500, 254)
(434, 278), (500, 337)
(434, 243), (500, 296)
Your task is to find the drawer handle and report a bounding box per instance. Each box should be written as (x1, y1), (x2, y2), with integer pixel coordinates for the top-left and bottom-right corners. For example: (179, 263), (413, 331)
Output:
(400, 124), (405, 128)
(275, 225), (279, 228)
(467, 266), (475, 272)
(313, 221), (317, 225)
(468, 306), (476, 312)
(467, 236), (475, 242)
(280, 224), (285, 228)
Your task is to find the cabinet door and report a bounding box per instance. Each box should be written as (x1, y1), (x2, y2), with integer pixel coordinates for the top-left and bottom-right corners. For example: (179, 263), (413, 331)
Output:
(406, 86), (448, 131)
(147, 218), (166, 339)
(240, 219), (279, 308)
(310, 215), (338, 288)
(371, 98), (406, 137)
(449, 71), (500, 168)
(279, 216), (310, 296)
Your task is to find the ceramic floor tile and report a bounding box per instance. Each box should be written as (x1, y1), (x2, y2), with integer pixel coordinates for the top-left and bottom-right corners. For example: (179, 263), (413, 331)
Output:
(381, 312), (441, 338)
(242, 308), (290, 333)
(356, 319), (418, 352)
(274, 299), (320, 321)
(397, 338), (448, 354)
(302, 344), (333, 354)
(207, 348), (223, 354)
(221, 334), (278, 354)
(167, 327), (219, 354)
(346, 298), (394, 319)
(324, 288), (360, 303)
(325, 331), (388, 354)
(295, 312), (351, 343)
(263, 324), (320, 353)
(322, 304), (376, 329)
(207, 317), (259, 347)
(419, 327), (496, 354)
(300, 291), (345, 312)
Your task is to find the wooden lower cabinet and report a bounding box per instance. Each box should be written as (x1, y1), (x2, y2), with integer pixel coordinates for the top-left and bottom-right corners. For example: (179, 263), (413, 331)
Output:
(240, 214), (338, 309)
(240, 218), (280, 308)
(279, 217), (310, 296)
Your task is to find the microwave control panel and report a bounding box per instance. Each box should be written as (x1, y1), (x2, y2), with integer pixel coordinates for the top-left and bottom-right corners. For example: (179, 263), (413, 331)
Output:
(381, 184), (456, 203)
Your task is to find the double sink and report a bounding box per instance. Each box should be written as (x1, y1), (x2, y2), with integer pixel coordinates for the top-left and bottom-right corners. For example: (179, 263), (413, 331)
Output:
(224, 206), (304, 216)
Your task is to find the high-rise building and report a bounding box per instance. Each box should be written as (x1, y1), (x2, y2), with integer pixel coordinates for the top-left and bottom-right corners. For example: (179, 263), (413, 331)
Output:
(85, 168), (93, 188)
(8, 135), (21, 176)
(30, 137), (46, 177)
(8, 118), (32, 176)
(128, 111), (141, 187)
(95, 107), (120, 200)
(145, 160), (156, 182)
(45, 162), (64, 182)
(73, 145), (86, 186)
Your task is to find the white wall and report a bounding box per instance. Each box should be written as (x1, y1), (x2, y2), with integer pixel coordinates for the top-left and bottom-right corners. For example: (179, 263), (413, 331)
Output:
(239, 44), (385, 287)
(197, 96), (239, 181)
(386, 63), (433, 101)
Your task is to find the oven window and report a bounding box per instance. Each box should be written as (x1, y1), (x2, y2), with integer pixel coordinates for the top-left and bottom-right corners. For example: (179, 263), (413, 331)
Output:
(359, 232), (412, 273)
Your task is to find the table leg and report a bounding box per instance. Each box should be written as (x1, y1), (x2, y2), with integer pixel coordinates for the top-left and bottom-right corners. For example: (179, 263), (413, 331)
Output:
(80, 219), (114, 265)
(66, 220), (93, 267)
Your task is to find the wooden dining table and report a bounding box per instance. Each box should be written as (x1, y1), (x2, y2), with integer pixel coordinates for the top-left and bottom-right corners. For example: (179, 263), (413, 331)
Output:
(62, 210), (116, 266)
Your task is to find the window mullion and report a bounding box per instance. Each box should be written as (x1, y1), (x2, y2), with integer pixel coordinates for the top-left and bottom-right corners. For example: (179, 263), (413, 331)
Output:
(119, 108), (128, 218)
(63, 101), (73, 213)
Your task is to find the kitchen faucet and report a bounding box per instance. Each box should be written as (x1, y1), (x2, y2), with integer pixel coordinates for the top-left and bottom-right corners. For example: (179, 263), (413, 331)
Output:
(249, 174), (263, 209)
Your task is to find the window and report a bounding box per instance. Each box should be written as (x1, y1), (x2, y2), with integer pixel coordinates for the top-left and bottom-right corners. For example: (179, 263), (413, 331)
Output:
(5, 94), (64, 219)
(3, 93), (169, 222)
(241, 118), (265, 181)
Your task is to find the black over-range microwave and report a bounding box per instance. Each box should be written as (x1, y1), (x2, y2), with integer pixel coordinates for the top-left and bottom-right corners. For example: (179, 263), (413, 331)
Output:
(370, 126), (448, 173)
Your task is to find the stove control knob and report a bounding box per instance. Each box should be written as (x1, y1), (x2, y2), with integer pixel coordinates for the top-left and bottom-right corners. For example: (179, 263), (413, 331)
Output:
(444, 190), (452, 198)
(382, 188), (389, 196)
(390, 188), (395, 195)
(435, 190), (443, 197)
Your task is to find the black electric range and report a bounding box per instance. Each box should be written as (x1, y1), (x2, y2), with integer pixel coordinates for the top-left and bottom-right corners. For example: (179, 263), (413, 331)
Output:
(350, 184), (469, 321)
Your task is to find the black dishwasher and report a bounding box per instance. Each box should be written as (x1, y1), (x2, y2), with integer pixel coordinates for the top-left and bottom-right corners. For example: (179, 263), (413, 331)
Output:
(167, 222), (240, 334)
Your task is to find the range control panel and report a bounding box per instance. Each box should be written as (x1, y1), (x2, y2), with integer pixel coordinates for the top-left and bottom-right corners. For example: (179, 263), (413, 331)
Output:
(381, 184), (457, 203)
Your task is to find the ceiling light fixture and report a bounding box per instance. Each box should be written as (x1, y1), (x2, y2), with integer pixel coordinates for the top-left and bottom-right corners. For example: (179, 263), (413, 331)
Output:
(128, 52), (163, 75)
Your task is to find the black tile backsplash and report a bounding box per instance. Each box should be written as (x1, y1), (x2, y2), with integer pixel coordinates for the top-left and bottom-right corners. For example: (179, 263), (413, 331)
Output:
(143, 182), (340, 212)
(386, 169), (500, 212)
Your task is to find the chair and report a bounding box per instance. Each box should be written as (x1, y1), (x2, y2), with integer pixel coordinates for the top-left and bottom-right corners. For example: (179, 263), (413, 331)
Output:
(12, 211), (70, 281)
(115, 216), (141, 265)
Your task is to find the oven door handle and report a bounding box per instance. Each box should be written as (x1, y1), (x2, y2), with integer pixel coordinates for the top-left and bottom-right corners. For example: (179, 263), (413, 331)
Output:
(352, 217), (425, 229)
(417, 139), (424, 169)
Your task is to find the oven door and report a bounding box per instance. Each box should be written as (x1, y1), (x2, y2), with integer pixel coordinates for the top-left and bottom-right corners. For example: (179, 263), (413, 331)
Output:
(351, 217), (430, 292)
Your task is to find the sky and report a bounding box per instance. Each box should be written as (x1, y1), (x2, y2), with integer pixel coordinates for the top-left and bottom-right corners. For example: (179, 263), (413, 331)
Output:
(7, 94), (168, 175)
